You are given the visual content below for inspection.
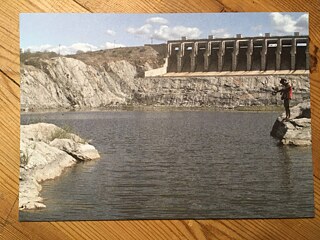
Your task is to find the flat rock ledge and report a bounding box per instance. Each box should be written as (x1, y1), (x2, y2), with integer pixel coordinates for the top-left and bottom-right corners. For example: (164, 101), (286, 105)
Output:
(19, 123), (100, 210)
(270, 101), (311, 146)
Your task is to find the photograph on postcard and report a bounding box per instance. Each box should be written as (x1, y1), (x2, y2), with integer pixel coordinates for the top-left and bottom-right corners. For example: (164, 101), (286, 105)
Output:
(19, 13), (313, 221)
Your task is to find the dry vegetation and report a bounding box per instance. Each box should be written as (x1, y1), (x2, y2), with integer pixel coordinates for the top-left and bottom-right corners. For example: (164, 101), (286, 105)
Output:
(21, 44), (167, 71)
(68, 45), (166, 70)
(21, 50), (59, 64)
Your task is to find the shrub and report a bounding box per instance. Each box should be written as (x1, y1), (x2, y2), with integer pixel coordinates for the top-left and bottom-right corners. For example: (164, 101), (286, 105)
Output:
(20, 143), (35, 167)
(49, 125), (88, 143)
(49, 125), (74, 141)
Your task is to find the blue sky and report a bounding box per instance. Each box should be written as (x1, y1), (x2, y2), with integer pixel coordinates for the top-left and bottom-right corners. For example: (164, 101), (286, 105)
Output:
(20, 13), (308, 55)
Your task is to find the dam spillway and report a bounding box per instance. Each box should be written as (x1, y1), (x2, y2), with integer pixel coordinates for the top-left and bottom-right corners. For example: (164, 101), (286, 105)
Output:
(166, 33), (309, 74)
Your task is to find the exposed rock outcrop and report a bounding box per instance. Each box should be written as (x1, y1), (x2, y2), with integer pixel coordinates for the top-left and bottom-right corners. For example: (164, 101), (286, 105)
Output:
(21, 57), (136, 110)
(132, 75), (309, 108)
(21, 55), (310, 111)
(19, 123), (100, 210)
(270, 101), (311, 146)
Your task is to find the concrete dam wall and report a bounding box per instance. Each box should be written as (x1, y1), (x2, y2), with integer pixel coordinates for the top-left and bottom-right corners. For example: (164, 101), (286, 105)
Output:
(166, 33), (309, 73)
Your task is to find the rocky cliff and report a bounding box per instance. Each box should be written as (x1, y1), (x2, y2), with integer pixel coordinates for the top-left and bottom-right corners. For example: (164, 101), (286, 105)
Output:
(21, 54), (310, 111)
(132, 75), (309, 108)
(21, 57), (136, 110)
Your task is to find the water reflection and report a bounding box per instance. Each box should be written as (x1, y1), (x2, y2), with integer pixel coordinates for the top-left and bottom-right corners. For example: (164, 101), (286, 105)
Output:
(279, 146), (294, 194)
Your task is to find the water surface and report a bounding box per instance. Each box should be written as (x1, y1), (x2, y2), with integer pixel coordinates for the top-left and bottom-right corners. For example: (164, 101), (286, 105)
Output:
(20, 111), (314, 221)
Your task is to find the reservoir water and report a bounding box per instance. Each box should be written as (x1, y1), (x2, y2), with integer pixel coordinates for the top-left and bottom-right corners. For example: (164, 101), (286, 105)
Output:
(20, 111), (314, 221)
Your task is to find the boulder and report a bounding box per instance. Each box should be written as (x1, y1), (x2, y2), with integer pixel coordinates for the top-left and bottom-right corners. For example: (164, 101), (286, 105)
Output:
(19, 123), (101, 210)
(50, 138), (100, 161)
(21, 123), (60, 142)
(21, 123), (84, 143)
(281, 101), (311, 119)
(270, 101), (311, 146)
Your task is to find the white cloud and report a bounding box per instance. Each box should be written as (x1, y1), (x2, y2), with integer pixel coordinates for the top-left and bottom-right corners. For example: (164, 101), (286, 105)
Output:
(211, 28), (225, 35)
(153, 25), (202, 41)
(211, 28), (230, 38)
(127, 24), (152, 35)
(126, 22), (202, 41)
(173, 26), (202, 39)
(270, 13), (296, 33)
(70, 43), (98, 52)
(152, 25), (171, 40)
(24, 44), (53, 53)
(270, 13), (308, 35)
(46, 43), (99, 55)
(100, 41), (126, 49)
(295, 13), (308, 32)
(146, 17), (169, 25)
(106, 29), (116, 36)
(24, 42), (125, 55)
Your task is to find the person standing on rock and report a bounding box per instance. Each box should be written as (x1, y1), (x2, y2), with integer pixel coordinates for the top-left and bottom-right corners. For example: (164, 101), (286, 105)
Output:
(275, 78), (292, 121)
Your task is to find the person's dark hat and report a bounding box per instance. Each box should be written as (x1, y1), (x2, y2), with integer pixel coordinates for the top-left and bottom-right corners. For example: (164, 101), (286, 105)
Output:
(280, 78), (288, 84)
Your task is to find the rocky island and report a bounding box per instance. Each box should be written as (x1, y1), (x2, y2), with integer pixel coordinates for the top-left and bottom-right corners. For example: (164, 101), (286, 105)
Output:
(19, 123), (100, 210)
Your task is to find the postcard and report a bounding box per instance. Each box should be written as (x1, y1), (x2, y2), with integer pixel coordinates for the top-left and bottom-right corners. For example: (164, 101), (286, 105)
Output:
(19, 12), (313, 221)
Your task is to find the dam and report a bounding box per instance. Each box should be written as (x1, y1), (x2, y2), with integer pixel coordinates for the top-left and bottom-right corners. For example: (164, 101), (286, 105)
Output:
(20, 34), (310, 111)
(141, 33), (310, 108)
(166, 33), (308, 74)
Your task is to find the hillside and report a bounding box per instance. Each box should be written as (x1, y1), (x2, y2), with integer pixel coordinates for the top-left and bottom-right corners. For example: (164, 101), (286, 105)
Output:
(21, 44), (167, 78)
(20, 45), (310, 111)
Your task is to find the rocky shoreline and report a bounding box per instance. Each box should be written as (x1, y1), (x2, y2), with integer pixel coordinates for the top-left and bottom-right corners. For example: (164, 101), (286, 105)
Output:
(19, 123), (100, 210)
(270, 101), (311, 146)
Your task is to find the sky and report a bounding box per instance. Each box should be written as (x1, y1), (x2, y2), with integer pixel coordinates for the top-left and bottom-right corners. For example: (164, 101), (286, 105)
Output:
(20, 12), (308, 55)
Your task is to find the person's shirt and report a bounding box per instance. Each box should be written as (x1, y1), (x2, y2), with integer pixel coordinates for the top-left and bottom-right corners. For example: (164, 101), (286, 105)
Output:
(280, 83), (292, 100)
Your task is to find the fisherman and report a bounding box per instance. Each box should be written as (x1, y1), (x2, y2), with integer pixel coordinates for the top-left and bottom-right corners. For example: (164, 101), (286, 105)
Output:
(273, 78), (292, 121)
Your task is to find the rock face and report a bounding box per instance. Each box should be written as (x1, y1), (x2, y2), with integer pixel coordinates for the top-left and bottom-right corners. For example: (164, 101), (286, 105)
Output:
(270, 101), (311, 146)
(19, 123), (100, 210)
(21, 57), (135, 110)
(132, 75), (309, 108)
(21, 56), (310, 111)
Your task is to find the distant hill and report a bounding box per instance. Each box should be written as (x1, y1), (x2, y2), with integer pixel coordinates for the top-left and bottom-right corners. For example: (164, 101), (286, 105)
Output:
(21, 44), (167, 77)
